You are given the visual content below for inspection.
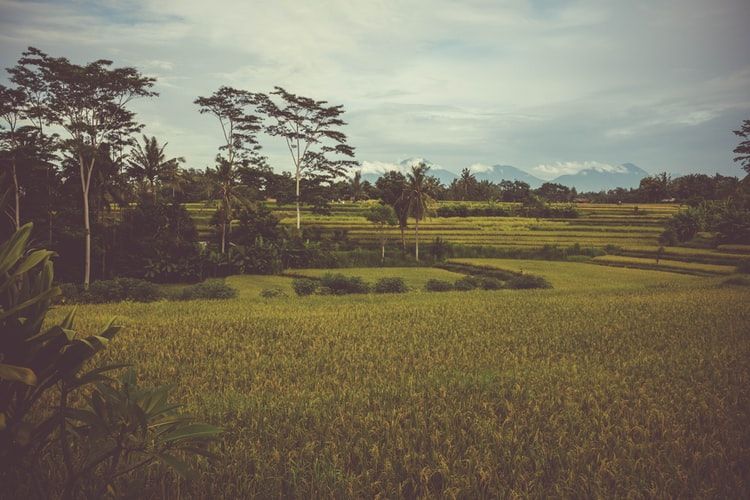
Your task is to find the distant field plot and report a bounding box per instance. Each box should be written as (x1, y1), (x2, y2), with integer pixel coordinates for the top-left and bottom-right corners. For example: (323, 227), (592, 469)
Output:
(592, 255), (737, 275)
(448, 258), (701, 291)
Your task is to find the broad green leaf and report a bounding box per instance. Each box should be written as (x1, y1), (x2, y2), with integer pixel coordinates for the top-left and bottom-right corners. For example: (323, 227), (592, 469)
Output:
(0, 363), (37, 385)
(162, 423), (222, 443)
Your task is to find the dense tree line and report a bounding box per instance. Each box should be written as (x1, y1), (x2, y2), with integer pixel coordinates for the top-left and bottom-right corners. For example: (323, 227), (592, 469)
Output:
(0, 48), (358, 285)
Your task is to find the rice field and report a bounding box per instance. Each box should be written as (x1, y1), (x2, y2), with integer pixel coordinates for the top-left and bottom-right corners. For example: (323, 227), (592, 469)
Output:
(48, 261), (750, 498)
(188, 201), (678, 250)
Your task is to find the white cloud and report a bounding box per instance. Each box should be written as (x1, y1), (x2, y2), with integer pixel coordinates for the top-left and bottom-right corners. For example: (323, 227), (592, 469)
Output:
(1, 0), (748, 176)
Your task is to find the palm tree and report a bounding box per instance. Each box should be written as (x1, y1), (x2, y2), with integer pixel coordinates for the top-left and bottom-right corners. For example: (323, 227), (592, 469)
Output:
(459, 167), (474, 200)
(399, 162), (434, 261)
(206, 157), (253, 254)
(349, 170), (364, 201)
(127, 135), (184, 202)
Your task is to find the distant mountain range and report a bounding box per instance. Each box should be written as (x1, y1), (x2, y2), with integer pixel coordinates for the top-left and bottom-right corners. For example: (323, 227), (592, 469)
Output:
(359, 158), (649, 192)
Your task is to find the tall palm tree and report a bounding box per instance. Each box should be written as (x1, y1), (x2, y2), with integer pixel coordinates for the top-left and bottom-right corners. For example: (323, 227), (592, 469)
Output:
(399, 162), (434, 261)
(127, 135), (184, 202)
(459, 167), (474, 200)
(206, 157), (254, 254)
(349, 170), (364, 201)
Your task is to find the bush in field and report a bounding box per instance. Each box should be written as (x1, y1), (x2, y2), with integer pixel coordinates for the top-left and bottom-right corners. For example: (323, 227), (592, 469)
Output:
(373, 277), (408, 294)
(735, 260), (750, 274)
(454, 276), (481, 291)
(179, 280), (236, 300)
(260, 287), (287, 298)
(114, 277), (162, 302)
(319, 273), (369, 294)
(88, 279), (125, 303)
(506, 274), (552, 289)
(62, 278), (163, 303)
(480, 277), (504, 290)
(424, 279), (454, 292)
(721, 276), (750, 286)
(292, 278), (318, 296)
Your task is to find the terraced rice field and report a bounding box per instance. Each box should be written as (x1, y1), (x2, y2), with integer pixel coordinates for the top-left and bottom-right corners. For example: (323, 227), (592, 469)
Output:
(187, 201), (678, 250)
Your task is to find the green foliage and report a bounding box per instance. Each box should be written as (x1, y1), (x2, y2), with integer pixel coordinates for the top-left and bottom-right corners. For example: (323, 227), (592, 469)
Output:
(453, 275), (480, 291)
(57, 369), (221, 498)
(373, 277), (408, 294)
(424, 279), (454, 292)
(61, 278), (162, 303)
(319, 273), (369, 295)
(735, 260), (750, 274)
(721, 276), (750, 286)
(292, 278), (317, 296)
(178, 279), (236, 300)
(479, 277), (504, 290)
(506, 274), (552, 289)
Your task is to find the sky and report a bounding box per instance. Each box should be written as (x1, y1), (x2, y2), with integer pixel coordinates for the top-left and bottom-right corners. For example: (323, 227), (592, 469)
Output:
(1, 0), (749, 180)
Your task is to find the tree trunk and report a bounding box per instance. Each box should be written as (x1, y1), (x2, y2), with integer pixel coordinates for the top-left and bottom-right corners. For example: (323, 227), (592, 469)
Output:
(295, 168), (301, 231)
(11, 161), (20, 230)
(79, 153), (95, 290)
(381, 233), (385, 263)
(82, 181), (91, 289)
(400, 226), (406, 250)
(415, 218), (419, 261)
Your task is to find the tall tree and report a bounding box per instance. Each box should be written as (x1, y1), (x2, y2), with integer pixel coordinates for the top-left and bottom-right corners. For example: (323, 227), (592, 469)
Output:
(0, 85), (28, 229)
(259, 87), (357, 230)
(349, 170), (364, 201)
(195, 87), (264, 252)
(126, 135), (184, 202)
(458, 167), (475, 200)
(7, 49), (58, 242)
(205, 156), (251, 253)
(398, 163), (434, 261)
(15, 47), (156, 287)
(733, 119), (750, 175)
(375, 171), (408, 248)
(365, 203), (397, 263)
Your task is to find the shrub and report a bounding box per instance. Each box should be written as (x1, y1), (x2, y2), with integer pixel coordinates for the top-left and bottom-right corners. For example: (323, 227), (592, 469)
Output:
(506, 274), (552, 289)
(721, 276), (750, 286)
(373, 277), (408, 294)
(736, 260), (750, 274)
(115, 277), (162, 302)
(424, 279), (454, 292)
(454, 276), (481, 291)
(292, 278), (318, 296)
(59, 282), (82, 303)
(260, 287), (287, 298)
(480, 277), (504, 290)
(179, 280), (236, 300)
(88, 279), (125, 303)
(319, 273), (369, 294)
(62, 278), (163, 303)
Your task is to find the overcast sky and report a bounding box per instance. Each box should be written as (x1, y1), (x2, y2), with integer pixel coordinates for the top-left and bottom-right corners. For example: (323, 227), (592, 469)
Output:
(1, 0), (749, 179)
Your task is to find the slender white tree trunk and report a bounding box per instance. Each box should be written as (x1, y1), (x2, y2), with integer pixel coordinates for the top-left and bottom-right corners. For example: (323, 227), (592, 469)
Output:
(11, 162), (20, 230)
(415, 218), (419, 261)
(80, 153), (95, 289)
(381, 232), (385, 263)
(295, 168), (301, 231)
(82, 179), (91, 289)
